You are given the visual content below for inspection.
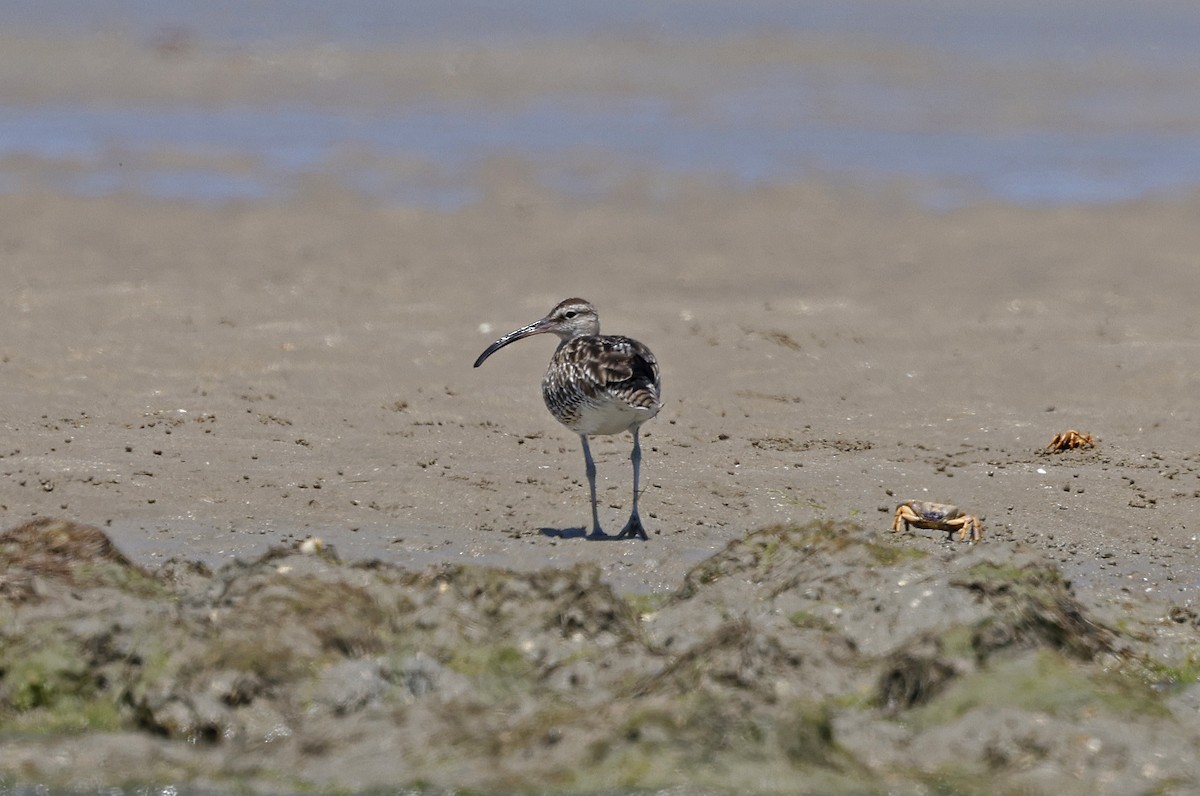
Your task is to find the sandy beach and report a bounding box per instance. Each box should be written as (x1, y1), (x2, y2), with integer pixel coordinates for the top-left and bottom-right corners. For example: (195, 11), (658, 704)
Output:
(4, 179), (1199, 606)
(3, 9), (1200, 792)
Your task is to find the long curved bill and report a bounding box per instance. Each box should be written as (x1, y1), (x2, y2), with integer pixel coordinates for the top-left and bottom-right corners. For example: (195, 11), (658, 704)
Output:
(473, 319), (551, 368)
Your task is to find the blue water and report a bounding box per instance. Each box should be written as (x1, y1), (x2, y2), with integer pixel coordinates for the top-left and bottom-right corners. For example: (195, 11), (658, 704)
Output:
(3, 0), (1200, 208)
(7, 102), (1200, 209)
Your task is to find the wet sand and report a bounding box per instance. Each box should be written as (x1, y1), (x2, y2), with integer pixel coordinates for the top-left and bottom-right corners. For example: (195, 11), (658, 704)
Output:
(3, 178), (1199, 615)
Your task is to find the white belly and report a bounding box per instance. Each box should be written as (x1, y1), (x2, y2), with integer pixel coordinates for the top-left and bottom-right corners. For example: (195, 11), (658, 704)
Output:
(570, 397), (660, 436)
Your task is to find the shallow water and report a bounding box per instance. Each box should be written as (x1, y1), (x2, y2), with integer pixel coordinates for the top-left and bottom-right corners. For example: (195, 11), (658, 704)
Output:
(7, 99), (1200, 209)
(3, 0), (1200, 207)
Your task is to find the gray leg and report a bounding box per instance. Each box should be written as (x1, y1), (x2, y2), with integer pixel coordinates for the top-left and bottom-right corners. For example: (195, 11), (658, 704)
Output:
(580, 435), (607, 538)
(616, 427), (648, 540)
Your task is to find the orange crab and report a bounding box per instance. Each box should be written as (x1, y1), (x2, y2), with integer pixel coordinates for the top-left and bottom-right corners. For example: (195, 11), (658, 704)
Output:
(1046, 430), (1095, 451)
(891, 500), (983, 543)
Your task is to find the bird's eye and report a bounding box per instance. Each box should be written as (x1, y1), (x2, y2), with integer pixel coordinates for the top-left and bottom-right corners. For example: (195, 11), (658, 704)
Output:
(564, 311), (577, 319)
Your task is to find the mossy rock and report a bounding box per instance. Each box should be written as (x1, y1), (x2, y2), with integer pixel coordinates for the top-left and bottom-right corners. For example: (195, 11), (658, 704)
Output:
(0, 518), (164, 601)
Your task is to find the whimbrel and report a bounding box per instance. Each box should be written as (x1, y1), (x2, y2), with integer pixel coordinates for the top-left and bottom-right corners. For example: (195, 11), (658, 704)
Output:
(473, 298), (662, 539)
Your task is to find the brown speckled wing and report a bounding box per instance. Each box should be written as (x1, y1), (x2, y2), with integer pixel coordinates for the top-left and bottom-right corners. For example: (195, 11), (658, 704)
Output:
(578, 336), (661, 409)
(543, 335), (661, 429)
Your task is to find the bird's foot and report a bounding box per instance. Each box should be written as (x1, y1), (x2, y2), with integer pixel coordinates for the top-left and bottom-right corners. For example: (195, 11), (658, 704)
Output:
(586, 527), (613, 541)
(614, 516), (649, 541)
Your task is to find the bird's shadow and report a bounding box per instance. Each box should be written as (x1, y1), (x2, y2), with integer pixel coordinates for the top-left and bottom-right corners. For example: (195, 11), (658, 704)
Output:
(539, 526), (625, 542)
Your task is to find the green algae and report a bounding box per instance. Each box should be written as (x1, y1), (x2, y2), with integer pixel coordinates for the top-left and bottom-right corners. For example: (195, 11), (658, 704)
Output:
(446, 643), (537, 699)
(0, 632), (124, 735)
(678, 519), (926, 599)
(1124, 649), (1200, 693)
(786, 609), (835, 631)
(909, 649), (1167, 732)
(2, 637), (91, 712)
(622, 591), (671, 620)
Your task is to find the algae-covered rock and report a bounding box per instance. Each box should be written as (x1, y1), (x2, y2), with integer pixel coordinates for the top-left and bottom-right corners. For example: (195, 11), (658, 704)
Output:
(0, 517), (160, 601)
(1, 518), (1197, 795)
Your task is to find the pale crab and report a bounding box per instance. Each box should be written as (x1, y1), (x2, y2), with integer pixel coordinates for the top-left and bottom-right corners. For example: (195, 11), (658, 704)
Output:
(890, 500), (983, 543)
(1046, 430), (1095, 452)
